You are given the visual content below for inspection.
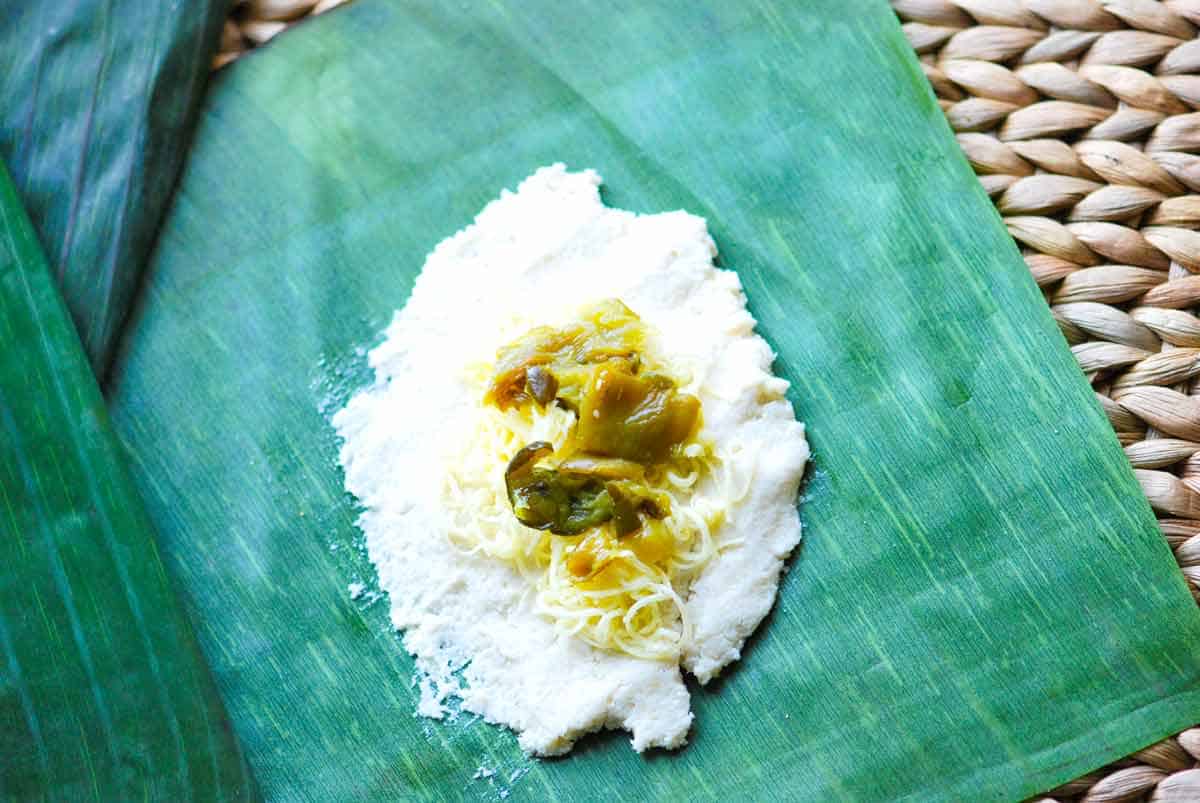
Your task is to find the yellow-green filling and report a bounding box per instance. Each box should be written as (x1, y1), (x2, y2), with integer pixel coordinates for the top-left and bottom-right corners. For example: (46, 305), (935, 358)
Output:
(444, 300), (732, 661)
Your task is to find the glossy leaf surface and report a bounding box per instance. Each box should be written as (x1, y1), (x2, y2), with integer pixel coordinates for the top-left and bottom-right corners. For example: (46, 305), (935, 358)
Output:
(107, 2), (1200, 800)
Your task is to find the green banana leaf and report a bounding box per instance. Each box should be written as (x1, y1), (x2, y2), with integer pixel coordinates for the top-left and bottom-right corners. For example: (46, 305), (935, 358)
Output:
(0, 0), (229, 376)
(0, 161), (254, 799)
(103, 0), (1200, 800)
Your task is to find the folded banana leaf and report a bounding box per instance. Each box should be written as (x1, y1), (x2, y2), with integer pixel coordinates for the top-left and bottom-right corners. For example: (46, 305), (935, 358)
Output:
(0, 162), (254, 799)
(0, 0), (228, 376)
(105, 1), (1200, 800)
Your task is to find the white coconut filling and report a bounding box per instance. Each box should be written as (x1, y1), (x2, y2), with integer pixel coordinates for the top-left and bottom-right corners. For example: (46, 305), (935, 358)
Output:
(334, 164), (809, 755)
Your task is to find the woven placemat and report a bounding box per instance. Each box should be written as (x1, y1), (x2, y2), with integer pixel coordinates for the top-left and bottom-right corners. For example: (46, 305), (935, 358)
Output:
(891, 2), (1200, 796)
(220, 0), (1200, 798)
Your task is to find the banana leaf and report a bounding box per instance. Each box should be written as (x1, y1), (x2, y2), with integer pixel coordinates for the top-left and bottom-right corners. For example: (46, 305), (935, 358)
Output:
(0, 0), (229, 376)
(105, 1), (1200, 800)
(0, 161), (254, 799)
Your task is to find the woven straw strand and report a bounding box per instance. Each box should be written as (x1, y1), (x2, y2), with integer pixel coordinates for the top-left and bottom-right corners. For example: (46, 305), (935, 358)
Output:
(215, 0), (349, 67)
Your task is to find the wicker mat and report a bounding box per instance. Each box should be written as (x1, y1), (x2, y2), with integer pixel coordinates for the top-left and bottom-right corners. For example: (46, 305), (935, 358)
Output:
(221, 0), (1200, 798)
